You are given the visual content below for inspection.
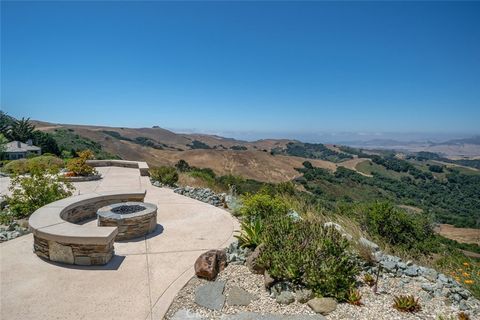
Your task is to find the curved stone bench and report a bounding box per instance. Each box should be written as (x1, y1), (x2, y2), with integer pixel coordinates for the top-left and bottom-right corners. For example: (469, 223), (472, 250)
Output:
(28, 190), (146, 265)
(86, 159), (150, 176)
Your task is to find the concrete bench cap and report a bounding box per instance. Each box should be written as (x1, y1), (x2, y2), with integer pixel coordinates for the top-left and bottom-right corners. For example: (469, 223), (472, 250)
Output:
(28, 190), (147, 243)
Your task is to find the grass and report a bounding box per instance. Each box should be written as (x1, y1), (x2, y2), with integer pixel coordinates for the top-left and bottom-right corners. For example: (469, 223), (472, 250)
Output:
(355, 161), (410, 180)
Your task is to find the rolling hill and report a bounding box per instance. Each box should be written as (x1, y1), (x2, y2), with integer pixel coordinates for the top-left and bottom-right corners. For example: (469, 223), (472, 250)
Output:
(32, 121), (349, 182)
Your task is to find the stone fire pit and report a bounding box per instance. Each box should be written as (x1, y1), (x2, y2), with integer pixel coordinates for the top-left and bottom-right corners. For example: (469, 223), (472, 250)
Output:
(97, 202), (157, 241)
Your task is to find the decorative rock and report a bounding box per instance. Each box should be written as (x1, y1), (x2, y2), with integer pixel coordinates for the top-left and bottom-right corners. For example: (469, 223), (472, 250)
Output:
(270, 282), (293, 299)
(359, 237), (380, 252)
(380, 260), (397, 272)
(220, 312), (327, 320)
(276, 291), (295, 305)
(195, 249), (228, 281)
(246, 244), (265, 274)
(227, 286), (254, 306)
(287, 210), (302, 221)
(397, 262), (407, 269)
(421, 268), (438, 281)
(264, 270), (275, 289)
(171, 309), (205, 320)
(307, 298), (337, 315)
(421, 283), (435, 292)
(295, 288), (314, 303)
(194, 280), (226, 310)
(404, 266), (419, 277)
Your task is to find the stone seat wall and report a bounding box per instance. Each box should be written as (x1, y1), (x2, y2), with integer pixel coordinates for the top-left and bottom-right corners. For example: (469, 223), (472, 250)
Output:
(86, 159), (150, 176)
(28, 190), (146, 266)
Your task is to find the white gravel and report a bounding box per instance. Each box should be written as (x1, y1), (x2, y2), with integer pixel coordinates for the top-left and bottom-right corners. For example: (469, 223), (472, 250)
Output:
(165, 265), (479, 320)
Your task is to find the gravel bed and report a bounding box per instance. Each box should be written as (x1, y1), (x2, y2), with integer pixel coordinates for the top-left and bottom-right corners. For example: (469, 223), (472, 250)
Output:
(165, 264), (479, 320)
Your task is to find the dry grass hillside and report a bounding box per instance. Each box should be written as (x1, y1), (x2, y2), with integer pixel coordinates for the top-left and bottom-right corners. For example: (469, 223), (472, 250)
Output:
(33, 121), (342, 182)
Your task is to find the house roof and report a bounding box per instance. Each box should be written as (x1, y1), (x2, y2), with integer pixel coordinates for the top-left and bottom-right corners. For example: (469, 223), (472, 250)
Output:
(5, 141), (41, 152)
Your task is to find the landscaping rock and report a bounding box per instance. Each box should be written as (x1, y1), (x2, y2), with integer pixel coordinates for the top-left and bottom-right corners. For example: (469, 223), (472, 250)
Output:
(404, 266), (419, 277)
(172, 186), (227, 207)
(358, 237), (380, 252)
(195, 249), (227, 281)
(270, 281), (293, 299)
(171, 308), (205, 320)
(276, 291), (295, 305)
(307, 298), (337, 315)
(295, 288), (314, 303)
(194, 280), (226, 310)
(220, 313), (326, 320)
(246, 244), (265, 274)
(264, 270), (275, 288)
(227, 286), (254, 306)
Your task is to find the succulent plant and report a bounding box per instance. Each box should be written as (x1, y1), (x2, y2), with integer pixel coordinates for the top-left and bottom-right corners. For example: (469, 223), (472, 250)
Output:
(393, 295), (421, 312)
(347, 288), (363, 306)
(458, 312), (470, 320)
(363, 273), (375, 287)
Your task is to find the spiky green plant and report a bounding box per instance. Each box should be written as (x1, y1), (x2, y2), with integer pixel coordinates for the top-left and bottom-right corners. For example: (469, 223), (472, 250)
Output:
(363, 273), (375, 287)
(393, 295), (421, 312)
(458, 312), (471, 320)
(347, 288), (363, 306)
(235, 219), (263, 249)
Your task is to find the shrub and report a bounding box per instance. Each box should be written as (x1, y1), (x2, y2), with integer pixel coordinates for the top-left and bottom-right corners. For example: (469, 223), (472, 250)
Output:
(66, 150), (96, 176)
(258, 215), (359, 301)
(361, 202), (436, 254)
(239, 192), (289, 222)
(235, 219), (263, 249)
(393, 295), (421, 312)
(4, 159), (28, 174)
(5, 169), (74, 218)
(149, 166), (178, 186)
(3, 155), (64, 174)
(175, 159), (191, 172)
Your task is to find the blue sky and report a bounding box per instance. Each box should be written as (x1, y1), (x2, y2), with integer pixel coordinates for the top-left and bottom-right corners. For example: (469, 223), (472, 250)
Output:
(1, 1), (480, 140)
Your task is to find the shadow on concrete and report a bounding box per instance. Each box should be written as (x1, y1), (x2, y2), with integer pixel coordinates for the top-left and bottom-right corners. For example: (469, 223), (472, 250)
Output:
(42, 254), (126, 271)
(146, 224), (164, 239)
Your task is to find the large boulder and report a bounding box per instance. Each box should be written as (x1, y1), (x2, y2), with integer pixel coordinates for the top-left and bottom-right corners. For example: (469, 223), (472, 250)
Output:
(246, 244), (265, 274)
(195, 249), (227, 281)
(307, 298), (337, 315)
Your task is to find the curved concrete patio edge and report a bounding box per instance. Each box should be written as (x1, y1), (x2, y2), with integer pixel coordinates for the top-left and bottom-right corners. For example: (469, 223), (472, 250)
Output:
(0, 166), (239, 320)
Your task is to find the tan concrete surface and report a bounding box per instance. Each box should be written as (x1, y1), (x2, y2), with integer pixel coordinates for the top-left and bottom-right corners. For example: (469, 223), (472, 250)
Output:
(0, 166), (239, 320)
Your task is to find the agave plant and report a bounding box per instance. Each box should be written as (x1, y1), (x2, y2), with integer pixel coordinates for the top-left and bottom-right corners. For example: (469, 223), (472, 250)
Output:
(363, 273), (375, 287)
(235, 219), (263, 249)
(393, 295), (421, 312)
(458, 312), (471, 320)
(347, 288), (363, 306)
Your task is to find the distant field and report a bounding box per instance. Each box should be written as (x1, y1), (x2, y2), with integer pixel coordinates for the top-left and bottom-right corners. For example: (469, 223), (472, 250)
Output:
(435, 224), (480, 245)
(355, 160), (410, 179)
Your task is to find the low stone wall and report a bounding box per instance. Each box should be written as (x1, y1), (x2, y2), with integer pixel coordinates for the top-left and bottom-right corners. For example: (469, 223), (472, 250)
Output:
(61, 194), (145, 224)
(33, 235), (113, 266)
(29, 190), (146, 266)
(97, 202), (157, 241)
(64, 174), (102, 182)
(87, 160), (150, 176)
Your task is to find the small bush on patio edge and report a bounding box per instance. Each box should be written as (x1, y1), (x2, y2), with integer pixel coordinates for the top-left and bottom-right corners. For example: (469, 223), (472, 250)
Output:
(66, 150), (97, 177)
(150, 166), (178, 186)
(6, 169), (74, 218)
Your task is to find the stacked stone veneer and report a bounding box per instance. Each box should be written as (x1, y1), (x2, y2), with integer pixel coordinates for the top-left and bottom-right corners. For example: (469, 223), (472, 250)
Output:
(97, 202), (157, 241)
(33, 235), (114, 265)
(29, 191), (146, 266)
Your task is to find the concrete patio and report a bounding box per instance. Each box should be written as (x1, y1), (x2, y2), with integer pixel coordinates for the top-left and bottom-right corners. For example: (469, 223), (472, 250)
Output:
(0, 166), (239, 320)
